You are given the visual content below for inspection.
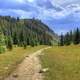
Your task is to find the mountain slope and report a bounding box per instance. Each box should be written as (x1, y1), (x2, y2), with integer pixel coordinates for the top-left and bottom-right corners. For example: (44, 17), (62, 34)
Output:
(0, 16), (58, 46)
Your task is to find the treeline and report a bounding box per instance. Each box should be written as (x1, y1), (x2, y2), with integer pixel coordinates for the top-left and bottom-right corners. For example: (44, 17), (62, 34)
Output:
(59, 28), (80, 46)
(0, 16), (54, 53)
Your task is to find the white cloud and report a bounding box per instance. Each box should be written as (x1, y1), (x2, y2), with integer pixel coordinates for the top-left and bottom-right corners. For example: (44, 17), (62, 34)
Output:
(40, 0), (79, 19)
(1, 0), (80, 20)
(15, 0), (26, 3)
(40, 3), (80, 20)
(0, 9), (35, 18)
(49, 0), (80, 6)
(27, 0), (35, 3)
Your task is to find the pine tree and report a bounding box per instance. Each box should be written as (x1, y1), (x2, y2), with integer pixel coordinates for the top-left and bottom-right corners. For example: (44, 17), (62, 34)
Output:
(23, 41), (27, 49)
(0, 32), (6, 53)
(73, 28), (80, 45)
(64, 32), (71, 45)
(30, 39), (35, 47)
(69, 30), (73, 44)
(19, 31), (24, 46)
(60, 34), (64, 46)
(13, 32), (18, 45)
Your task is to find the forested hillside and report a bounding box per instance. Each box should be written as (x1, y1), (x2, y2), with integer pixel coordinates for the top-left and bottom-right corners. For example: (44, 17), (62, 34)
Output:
(0, 16), (58, 51)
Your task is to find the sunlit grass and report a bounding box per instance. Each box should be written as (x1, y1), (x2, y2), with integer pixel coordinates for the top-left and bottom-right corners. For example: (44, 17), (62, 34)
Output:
(40, 45), (80, 80)
(0, 45), (45, 79)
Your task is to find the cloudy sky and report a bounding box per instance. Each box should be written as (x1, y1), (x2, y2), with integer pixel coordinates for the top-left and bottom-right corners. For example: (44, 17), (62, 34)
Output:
(0, 0), (80, 34)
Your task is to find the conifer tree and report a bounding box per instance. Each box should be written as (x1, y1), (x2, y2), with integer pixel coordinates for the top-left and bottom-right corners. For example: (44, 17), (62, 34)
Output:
(64, 32), (71, 45)
(13, 32), (18, 45)
(0, 32), (6, 53)
(69, 30), (73, 44)
(23, 41), (27, 49)
(30, 39), (35, 47)
(73, 28), (80, 44)
(60, 34), (64, 46)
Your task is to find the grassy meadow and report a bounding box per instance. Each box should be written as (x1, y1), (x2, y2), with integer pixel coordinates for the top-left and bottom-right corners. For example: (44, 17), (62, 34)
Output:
(40, 45), (80, 80)
(0, 45), (45, 79)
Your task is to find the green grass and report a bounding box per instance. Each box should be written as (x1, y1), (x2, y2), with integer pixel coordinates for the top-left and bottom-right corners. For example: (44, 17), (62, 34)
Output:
(40, 45), (80, 80)
(0, 45), (45, 79)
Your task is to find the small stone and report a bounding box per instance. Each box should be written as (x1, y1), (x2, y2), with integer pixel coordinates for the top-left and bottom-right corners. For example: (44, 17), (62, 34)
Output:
(39, 68), (49, 73)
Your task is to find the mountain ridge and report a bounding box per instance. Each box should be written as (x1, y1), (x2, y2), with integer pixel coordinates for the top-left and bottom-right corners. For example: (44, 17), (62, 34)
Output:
(0, 16), (58, 46)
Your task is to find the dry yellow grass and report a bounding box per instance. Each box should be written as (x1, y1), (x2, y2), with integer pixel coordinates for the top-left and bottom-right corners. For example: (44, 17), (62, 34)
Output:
(40, 45), (80, 80)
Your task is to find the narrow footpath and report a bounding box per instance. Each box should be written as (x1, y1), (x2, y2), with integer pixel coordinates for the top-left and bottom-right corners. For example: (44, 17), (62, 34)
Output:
(5, 47), (51, 80)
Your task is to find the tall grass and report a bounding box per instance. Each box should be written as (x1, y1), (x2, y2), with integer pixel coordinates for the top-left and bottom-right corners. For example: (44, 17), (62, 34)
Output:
(40, 45), (80, 80)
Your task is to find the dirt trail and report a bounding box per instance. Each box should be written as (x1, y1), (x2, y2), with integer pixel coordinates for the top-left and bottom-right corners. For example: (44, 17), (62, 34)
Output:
(5, 47), (51, 80)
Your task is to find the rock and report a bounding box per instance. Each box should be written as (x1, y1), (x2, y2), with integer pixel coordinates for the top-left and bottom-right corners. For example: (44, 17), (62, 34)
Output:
(39, 68), (49, 73)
